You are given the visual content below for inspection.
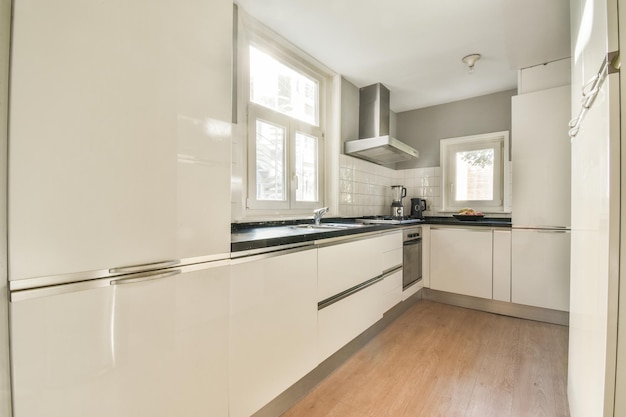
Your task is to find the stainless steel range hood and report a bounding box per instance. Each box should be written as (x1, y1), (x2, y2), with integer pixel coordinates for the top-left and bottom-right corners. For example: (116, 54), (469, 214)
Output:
(344, 83), (418, 165)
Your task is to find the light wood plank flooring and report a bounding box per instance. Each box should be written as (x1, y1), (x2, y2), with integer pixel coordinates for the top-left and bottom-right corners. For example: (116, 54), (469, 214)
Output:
(282, 300), (569, 417)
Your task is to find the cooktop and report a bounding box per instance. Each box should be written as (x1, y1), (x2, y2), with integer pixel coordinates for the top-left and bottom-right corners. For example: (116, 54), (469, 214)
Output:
(356, 216), (424, 225)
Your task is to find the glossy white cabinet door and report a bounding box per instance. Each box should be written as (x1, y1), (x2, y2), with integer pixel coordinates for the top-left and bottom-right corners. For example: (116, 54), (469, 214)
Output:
(10, 262), (230, 417)
(511, 229), (570, 311)
(8, 0), (232, 281)
(230, 249), (318, 417)
(511, 85), (571, 227)
(492, 230), (511, 302)
(317, 232), (401, 301)
(430, 227), (493, 299)
(318, 279), (384, 361)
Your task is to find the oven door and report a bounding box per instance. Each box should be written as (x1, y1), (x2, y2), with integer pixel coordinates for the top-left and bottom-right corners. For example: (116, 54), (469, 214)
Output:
(403, 238), (422, 289)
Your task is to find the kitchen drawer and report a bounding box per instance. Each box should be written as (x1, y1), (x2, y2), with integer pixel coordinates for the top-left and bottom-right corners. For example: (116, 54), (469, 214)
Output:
(318, 279), (383, 361)
(378, 269), (402, 314)
(318, 238), (378, 301)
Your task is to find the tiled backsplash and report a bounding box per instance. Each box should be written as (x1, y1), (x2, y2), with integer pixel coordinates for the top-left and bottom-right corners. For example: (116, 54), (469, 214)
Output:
(232, 151), (510, 221)
(338, 154), (442, 217)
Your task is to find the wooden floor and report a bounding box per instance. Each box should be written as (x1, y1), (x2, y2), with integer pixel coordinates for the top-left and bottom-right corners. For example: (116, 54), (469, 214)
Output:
(282, 300), (569, 417)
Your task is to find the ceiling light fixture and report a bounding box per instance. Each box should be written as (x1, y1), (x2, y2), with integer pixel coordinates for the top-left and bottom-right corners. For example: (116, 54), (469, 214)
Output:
(462, 53), (481, 74)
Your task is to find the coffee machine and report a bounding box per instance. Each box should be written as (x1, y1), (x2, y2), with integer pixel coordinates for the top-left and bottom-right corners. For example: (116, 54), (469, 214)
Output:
(390, 185), (407, 218)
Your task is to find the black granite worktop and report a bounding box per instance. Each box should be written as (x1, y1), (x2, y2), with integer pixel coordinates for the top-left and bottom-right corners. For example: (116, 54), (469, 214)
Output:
(423, 216), (512, 227)
(231, 216), (511, 254)
(231, 218), (395, 253)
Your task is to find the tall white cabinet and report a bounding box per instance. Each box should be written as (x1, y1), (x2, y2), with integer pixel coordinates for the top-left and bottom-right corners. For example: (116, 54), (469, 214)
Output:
(8, 0), (233, 282)
(569, 0), (621, 415)
(8, 1), (234, 417)
(511, 84), (571, 312)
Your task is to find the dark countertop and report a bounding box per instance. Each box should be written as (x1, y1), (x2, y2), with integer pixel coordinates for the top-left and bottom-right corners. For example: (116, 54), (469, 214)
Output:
(423, 216), (512, 228)
(231, 219), (396, 253)
(231, 216), (511, 254)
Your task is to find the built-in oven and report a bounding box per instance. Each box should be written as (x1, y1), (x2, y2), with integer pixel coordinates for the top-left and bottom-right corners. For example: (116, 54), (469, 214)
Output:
(402, 226), (422, 290)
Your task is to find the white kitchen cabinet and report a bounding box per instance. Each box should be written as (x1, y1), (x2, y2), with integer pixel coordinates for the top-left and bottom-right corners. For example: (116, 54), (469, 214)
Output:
(317, 232), (403, 362)
(511, 229), (570, 311)
(230, 248), (318, 417)
(317, 232), (401, 301)
(8, 0), (232, 282)
(511, 85), (571, 227)
(10, 261), (230, 417)
(318, 278), (385, 360)
(379, 269), (403, 313)
(430, 227), (493, 299)
(492, 230), (511, 302)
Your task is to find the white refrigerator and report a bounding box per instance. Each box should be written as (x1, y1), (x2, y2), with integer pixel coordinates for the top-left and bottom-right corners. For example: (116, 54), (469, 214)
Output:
(6, 0), (234, 416)
(511, 85), (572, 312)
(568, 0), (622, 416)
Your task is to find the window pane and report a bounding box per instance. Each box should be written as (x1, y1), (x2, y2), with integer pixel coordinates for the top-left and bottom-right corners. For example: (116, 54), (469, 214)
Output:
(455, 149), (494, 201)
(295, 132), (318, 202)
(256, 119), (285, 201)
(250, 46), (318, 126)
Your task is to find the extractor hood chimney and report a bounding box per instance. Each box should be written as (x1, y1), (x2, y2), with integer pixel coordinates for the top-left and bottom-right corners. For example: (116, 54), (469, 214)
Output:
(344, 83), (419, 165)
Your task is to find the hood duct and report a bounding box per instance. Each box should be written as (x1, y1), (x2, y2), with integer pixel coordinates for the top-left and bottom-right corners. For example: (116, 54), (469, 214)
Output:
(344, 83), (419, 165)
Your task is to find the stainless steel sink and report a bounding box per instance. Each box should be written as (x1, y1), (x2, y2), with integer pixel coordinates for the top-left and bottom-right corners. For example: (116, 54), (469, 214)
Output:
(292, 223), (368, 230)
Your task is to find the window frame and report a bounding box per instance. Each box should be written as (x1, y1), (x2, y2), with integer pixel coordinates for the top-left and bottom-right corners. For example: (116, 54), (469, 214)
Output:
(242, 28), (328, 215)
(246, 104), (324, 211)
(440, 131), (510, 213)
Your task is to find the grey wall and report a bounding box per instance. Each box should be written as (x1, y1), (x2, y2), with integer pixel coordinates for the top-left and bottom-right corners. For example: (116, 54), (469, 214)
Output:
(395, 89), (517, 169)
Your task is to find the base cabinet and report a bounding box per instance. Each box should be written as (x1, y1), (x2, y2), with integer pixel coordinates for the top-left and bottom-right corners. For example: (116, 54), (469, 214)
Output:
(511, 229), (570, 311)
(430, 227), (493, 299)
(317, 232), (402, 362)
(493, 230), (512, 302)
(10, 262), (230, 417)
(318, 279), (385, 361)
(230, 249), (318, 417)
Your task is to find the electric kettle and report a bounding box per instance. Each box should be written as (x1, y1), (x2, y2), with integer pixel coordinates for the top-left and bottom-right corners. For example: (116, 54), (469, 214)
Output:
(410, 198), (427, 219)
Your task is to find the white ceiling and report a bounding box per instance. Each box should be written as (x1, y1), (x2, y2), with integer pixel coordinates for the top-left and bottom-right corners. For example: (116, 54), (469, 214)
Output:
(234, 0), (571, 112)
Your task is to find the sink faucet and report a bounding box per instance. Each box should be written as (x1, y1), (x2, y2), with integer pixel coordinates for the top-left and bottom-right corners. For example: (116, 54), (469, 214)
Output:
(313, 207), (329, 225)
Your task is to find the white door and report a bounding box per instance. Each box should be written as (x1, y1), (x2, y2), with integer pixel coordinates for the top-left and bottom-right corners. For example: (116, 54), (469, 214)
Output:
(10, 261), (230, 417)
(8, 0), (233, 282)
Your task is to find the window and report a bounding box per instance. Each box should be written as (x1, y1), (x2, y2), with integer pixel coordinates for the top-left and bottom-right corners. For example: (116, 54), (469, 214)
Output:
(246, 42), (325, 212)
(441, 131), (510, 213)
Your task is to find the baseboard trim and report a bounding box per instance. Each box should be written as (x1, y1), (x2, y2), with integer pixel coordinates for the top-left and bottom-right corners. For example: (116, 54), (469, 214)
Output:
(421, 288), (569, 326)
(251, 289), (423, 417)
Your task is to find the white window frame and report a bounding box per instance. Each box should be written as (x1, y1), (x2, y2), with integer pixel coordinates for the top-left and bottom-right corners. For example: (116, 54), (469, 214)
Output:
(440, 131), (510, 213)
(241, 20), (329, 216)
(247, 104), (324, 210)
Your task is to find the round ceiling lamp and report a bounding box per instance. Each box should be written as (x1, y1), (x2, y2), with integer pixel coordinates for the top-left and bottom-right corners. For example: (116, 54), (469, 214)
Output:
(462, 54), (481, 74)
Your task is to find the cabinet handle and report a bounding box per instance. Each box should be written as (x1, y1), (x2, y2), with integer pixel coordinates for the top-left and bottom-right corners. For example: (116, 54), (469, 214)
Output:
(318, 275), (384, 310)
(109, 260), (179, 275)
(109, 269), (181, 286)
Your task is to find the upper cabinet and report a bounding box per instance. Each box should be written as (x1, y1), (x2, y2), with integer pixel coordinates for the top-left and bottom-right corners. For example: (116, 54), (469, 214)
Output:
(9, 0), (233, 282)
(511, 85), (571, 227)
